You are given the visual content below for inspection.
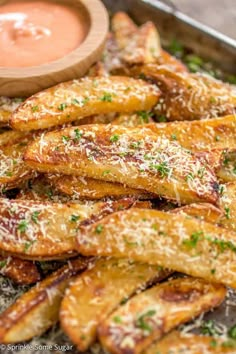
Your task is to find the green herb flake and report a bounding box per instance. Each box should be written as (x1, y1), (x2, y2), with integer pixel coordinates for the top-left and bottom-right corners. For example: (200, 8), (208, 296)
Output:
(0, 260), (7, 269)
(100, 92), (113, 102)
(70, 214), (80, 222)
(62, 135), (70, 144)
(225, 207), (231, 219)
(157, 115), (167, 122)
(171, 134), (177, 140)
(168, 38), (183, 56)
(74, 129), (82, 141)
(228, 325), (236, 339)
(31, 105), (39, 112)
(31, 211), (40, 224)
(102, 170), (110, 176)
(200, 320), (219, 336)
(82, 97), (90, 105)
(136, 310), (156, 333)
(182, 231), (203, 249)
(58, 103), (67, 111)
(137, 111), (151, 123)
(150, 162), (170, 177)
(113, 316), (122, 324)
(24, 240), (36, 253)
(95, 225), (103, 234)
(110, 134), (119, 143)
(215, 135), (220, 141)
(17, 220), (28, 233)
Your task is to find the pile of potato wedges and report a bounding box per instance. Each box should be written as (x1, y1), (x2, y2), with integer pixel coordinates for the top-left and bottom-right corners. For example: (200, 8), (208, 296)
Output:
(1, 11), (236, 354)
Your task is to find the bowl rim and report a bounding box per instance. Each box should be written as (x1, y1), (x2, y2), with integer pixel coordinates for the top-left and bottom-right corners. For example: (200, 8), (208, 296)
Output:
(0, 0), (109, 78)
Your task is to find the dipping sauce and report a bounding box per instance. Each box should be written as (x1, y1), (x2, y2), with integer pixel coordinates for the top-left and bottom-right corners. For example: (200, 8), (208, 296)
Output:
(0, 0), (88, 67)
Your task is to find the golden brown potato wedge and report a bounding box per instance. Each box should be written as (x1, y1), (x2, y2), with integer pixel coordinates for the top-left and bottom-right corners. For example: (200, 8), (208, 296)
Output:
(98, 277), (226, 354)
(0, 197), (135, 260)
(0, 130), (30, 147)
(77, 208), (236, 289)
(0, 257), (90, 343)
(144, 331), (236, 354)
(24, 124), (219, 204)
(216, 150), (236, 182)
(147, 115), (236, 152)
(48, 174), (154, 200)
(132, 65), (236, 121)
(0, 135), (36, 192)
(111, 12), (137, 50)
(10, 76), (159, 131)
(0, 256), (40, 285)
(121, 22), (161, 65)
(60, 257), (171, 351)
(218, 182), (236, 231)
(156, 49), (188, 73)
(171, 203), (223, 224)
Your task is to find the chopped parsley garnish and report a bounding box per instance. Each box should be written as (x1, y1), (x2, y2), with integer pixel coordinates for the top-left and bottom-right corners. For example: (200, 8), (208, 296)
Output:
(0, 260), (7, 269)
(136, 310), (156, 333)
(182, 231), (203, 248)
(200, 320), (220, 336)
(157, 115), (167, 122)
(74, 129), (82, 141)
(5, 171), (13, 177)
(17, 220), (28, 233)
(137, 111), (151, 123)
(62, 135), (70, 143)
(150, 162), (170, 177)
(102, 170), (110, 176)
(215, 135), (220, 141)
(31, 105), (39, 112)
(31, 211), (40, 224)
(70, 214), (80, 222)
(95, 225), (103, 234)
(168, 38), (184, 57)
(171, 134), (177, 140)
(224, 207), (231, 219)
(110, 134), (119, 143)
(113, 316), (122, 324)
(228, 325), (236, 340)
(23, 240), (36, 253)
(58, 103), (67, 111)
(100, 92), (113, 102)
(82, 97), (90, 105)
(71, 98), (80, 105)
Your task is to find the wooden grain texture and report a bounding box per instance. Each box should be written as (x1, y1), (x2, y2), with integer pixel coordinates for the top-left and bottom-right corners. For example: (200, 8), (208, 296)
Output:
(0, 0), (108, 97)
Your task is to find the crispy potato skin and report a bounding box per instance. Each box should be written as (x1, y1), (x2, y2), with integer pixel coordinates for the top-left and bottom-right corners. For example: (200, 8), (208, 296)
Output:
(77, 208), (236, 289)
(0, 258), (90, 343)
(171, 203), (223, 224)
(147, 115), (236, 151)
(60, 258), (170, 351)
(98, 277), (226, 354)
(144, 331), (235, 354)
(24, 124), (219, 204)
(132, 65), (236, 121)
(0, 256), (40, 285)
(0, 197), (136, 259)
(10, 76), (159, 131)
(216, 150), (236, 182)
(111, 12), (137, 50)
(49, 175), (154, 200)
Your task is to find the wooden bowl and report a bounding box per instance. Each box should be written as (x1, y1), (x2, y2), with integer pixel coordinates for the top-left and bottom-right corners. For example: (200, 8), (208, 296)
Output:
(0, 0), (109, 97)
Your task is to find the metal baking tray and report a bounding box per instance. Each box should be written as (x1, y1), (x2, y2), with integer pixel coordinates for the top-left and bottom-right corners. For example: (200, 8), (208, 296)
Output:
(1, 1), (236, 353)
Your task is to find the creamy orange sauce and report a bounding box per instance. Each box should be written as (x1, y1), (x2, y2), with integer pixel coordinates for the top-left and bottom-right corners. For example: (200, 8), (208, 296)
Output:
(0, 0), (87, 67)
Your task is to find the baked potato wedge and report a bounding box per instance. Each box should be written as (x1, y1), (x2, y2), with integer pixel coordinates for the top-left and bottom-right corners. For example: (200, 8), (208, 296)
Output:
(0, 135), (36, 192)
(171, 203), (223, 224)
(60, 257), (170, 351)
(144, 331), (236, 354)
(147, 115), (236, 152)
(77, 208), (236, 289)
(0, 130), (30, 147)
(24, 124), (219, 204)
(121, 21), (161, 65)
(111, 12), (137, 50)
(48, 175), (154, 200)
(132, 65), (236, 120)
(98, 277), (226, 354)
(0, 257), (90, 343)
(0, 256), (40, 285)
(0, 197), (135, 259)
(10, 76), (159, 131)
